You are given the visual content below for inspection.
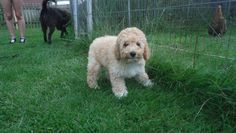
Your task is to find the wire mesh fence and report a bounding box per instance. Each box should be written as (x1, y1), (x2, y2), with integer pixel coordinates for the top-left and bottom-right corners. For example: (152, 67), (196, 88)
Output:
(89, 0), (236, 75)
(91, 0), (235, 32)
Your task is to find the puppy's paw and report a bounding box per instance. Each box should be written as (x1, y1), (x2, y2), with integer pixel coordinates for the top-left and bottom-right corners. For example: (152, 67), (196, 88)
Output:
(113, 88), (128, 98)
(88, 84), (100, 89)
(87, 81), (100, 89)
(143, 80), (154, 88)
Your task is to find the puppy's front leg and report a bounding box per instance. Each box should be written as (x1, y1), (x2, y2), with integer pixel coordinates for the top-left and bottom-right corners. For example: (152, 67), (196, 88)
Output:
(109, 72), (128, 98)
(135, 72), (153, 87)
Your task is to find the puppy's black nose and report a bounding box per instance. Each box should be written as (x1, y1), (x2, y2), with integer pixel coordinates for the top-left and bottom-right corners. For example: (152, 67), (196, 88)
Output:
(130, 51), (136, 57)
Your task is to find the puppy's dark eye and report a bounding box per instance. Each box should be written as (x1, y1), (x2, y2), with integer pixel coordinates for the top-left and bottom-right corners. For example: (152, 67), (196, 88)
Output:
(136, 42), (141, 47)
(123, 42), (129, 47)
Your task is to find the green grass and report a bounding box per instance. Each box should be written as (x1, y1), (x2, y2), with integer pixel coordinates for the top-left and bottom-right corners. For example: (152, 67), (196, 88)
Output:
(0, 28), (236, 132)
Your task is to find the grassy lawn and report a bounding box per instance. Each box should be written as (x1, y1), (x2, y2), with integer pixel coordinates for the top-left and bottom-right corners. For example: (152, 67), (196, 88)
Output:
(0, 28), (235, 132)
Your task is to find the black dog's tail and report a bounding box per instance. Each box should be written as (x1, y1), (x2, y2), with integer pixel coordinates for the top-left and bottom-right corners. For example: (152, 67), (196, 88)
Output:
(42, 0), (48, 11)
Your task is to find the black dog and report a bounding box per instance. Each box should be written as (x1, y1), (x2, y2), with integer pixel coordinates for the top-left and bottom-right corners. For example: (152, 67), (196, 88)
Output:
(40, 0), (71, 44)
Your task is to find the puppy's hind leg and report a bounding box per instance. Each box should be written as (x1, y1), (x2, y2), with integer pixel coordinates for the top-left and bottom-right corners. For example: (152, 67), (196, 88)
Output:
(87, 57), (101, 89)
(48, 26), (55, 44)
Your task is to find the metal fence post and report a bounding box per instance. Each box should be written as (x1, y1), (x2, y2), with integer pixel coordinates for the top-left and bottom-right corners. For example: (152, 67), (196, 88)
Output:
(187, 0), (191, 19)
(227, 0), (231, 17)
(71, 0), (79, 39)
(87, 0), (93, 36)
(128, 0), (131, 27)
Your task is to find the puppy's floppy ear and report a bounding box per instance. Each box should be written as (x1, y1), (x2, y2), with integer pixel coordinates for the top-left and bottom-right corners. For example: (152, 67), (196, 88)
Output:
(114, 41), (121, 60)
(143, 42), (150, 60)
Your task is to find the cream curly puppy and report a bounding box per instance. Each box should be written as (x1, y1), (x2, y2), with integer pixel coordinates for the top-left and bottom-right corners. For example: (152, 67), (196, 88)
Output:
(87, 27), (153, 98)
